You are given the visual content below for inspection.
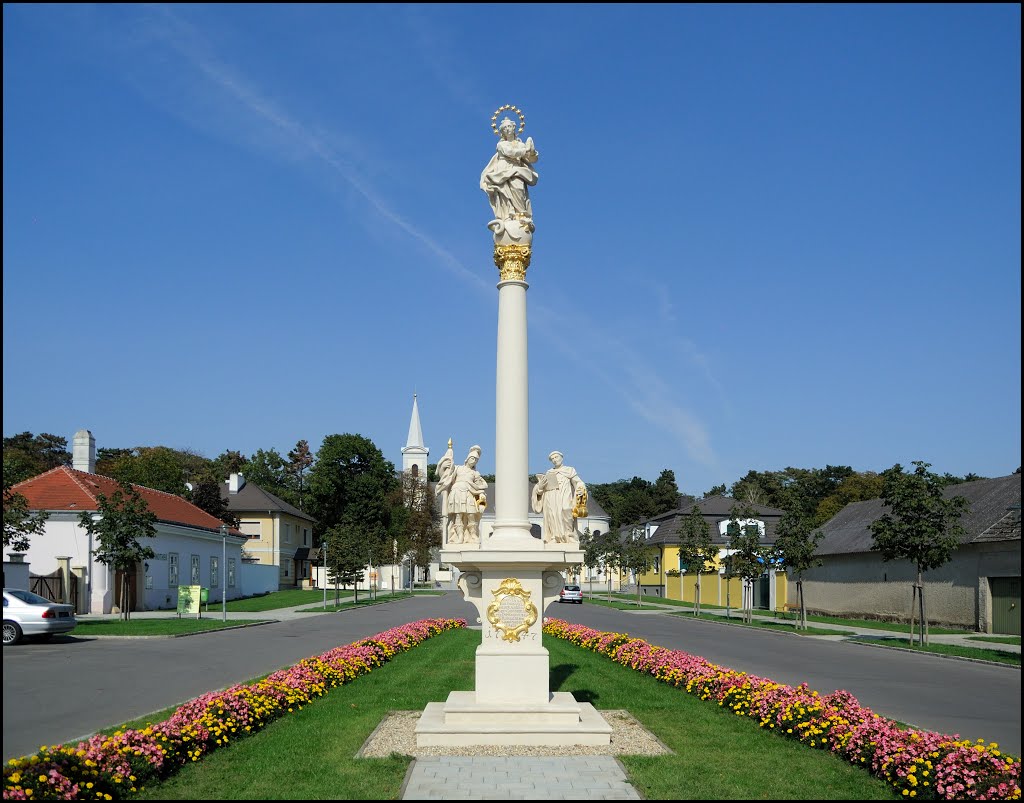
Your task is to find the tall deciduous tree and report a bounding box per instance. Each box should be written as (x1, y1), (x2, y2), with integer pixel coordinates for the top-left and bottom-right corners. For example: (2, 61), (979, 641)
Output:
(869, 461), (969, 646)
(3, 471), (48, 552)
(79, 482), (157, 621)
(307, 434), (399, 579)
(241, 448), (296, 506)
(771, 508), (823, 629)
(677, 505), (718, 617)
(99, 446), (193, 495)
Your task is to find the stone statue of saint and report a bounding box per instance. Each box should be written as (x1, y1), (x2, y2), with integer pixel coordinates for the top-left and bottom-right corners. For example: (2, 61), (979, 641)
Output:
(531, 451), (587, 545)
(480, 115), (539, 239)
(435, 442), (488, 545)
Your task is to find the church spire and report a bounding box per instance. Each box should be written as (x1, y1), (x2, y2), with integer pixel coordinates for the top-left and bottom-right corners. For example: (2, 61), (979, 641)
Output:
(401, 393), (429, 476)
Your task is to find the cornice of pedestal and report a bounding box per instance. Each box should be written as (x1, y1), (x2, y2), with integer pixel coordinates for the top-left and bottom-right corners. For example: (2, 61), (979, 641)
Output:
(440, 547), (584, 572)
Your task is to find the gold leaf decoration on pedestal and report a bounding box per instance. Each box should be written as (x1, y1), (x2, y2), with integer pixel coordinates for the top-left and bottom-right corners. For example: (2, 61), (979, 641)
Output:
(486, 578), (538, 642)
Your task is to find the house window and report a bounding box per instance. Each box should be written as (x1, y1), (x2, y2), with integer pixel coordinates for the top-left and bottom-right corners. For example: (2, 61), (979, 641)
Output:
(191, 555), (201, 585)
(240, 521), (261, 540)
(653, 557), (661, 574)
(169, 553), (179, 587)
(228, 558), (236, 588)
(303, 528), (309, 546)
(211, 556), (219, 588)
(283, 522), (292, 544)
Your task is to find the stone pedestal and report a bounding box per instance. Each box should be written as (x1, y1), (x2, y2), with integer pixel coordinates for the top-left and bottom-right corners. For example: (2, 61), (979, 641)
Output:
(414, 545), (611, 747)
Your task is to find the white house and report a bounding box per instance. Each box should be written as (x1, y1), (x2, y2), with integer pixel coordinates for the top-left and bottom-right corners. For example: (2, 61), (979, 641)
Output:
(7, 429), (248, 614)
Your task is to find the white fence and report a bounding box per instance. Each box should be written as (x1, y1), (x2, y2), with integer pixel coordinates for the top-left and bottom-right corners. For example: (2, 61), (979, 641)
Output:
(240, 563), (279, 597)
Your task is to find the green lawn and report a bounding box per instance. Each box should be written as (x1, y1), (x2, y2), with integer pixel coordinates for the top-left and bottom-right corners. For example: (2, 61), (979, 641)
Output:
(72, 618), (269, 637)
(587, 593), (974, 635)
(128, 628), (899, 800)
(968, 635), (1021, 645)
(847, 636), (1021, 666)
(666, 610), (851, 637)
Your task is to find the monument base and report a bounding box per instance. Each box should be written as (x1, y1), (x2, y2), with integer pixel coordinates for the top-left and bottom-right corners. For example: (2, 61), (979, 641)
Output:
(414, 691), (612, 747)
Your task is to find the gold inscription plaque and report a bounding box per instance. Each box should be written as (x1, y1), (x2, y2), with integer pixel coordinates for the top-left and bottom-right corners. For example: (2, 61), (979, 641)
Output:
(486, 578), (538, 642)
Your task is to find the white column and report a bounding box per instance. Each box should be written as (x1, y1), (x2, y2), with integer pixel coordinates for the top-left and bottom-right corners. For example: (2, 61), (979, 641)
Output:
(491, 279), (532, 544)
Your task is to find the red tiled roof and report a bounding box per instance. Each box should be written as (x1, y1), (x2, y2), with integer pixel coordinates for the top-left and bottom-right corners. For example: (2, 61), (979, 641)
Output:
(13, 466), (240, 536)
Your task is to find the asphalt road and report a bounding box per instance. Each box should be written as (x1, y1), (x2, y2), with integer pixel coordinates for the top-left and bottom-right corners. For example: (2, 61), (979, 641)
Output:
(3, 592), (1020, 763)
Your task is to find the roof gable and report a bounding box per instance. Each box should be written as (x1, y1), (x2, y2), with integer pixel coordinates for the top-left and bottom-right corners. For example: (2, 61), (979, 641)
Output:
(220, 481), (316, 522)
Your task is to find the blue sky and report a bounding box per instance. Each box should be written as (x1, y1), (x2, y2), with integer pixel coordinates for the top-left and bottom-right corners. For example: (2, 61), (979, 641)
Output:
(3, 4), (1020, 494)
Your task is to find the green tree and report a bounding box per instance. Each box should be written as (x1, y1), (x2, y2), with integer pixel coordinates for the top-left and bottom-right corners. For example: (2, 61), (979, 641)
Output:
(3, 432), (70, 483)
(869, 461), (969, 646)
(677, 505), (718, 617)
(704, 483), (727, 497)
(771, 509), (823, 629)
(79, 481), (157, 621)
(3, 471), (48, 552)
(307, 434), (400, 578)
(187, 472), (238, 529)
(211, 450), (248, 478)
(287, 440), (314, 511)
(727, 504), (766, 624)
(242, 448), (297, 506)
(321, 524), (367, 604)
(621, 526), (657, 608)
(100, 446), (193, 495)
(390, 471), (441, 582)
(651, 469), (681, 514)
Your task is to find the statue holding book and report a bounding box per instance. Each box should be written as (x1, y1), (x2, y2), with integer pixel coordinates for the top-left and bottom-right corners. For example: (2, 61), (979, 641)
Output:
(531, 451), (587, 545)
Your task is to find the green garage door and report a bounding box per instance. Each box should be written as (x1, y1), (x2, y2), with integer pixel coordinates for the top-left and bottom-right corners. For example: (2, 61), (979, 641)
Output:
(990, 577), (1021, 636)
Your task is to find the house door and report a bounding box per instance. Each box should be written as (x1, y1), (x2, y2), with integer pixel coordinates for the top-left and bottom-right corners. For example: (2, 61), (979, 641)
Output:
(990, 577), (1021, 636)
(113, 568), (138, 612)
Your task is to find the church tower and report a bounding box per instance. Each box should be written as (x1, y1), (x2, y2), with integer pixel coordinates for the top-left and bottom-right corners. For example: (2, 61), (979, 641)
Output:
(401, 393), (429, 478)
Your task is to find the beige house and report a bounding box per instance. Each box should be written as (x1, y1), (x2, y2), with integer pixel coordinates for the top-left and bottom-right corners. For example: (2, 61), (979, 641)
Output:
(798, 473), (1021, 634)
(220, 473), (317, 589)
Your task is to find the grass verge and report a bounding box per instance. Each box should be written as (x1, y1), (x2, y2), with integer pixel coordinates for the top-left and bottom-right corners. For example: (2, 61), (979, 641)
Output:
(72, 618), (269, 637)
(847, 637), (1021, 666)
(968, 635), (1021, 645)
(666, 610), (851, 636)
(127, 628), (898, 800)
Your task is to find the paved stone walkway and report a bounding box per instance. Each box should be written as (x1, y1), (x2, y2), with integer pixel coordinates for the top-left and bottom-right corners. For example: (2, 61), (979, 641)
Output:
(400, 756), (642, 800)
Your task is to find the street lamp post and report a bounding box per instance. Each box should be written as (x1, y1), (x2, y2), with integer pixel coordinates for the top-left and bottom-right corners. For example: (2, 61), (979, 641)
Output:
(391, 539), (397, 598)
(322, 541), (328, 610)
(220, 524), (227, 622)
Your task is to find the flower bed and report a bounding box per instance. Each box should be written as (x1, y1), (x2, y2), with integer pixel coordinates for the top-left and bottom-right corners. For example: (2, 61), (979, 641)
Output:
(3, 617), (465, 800)
(544, 617), (1020, 800)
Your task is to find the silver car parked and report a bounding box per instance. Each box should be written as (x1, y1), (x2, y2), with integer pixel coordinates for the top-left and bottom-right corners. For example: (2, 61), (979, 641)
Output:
(3, 588), (77, 645)
(558, 584), (583, 604)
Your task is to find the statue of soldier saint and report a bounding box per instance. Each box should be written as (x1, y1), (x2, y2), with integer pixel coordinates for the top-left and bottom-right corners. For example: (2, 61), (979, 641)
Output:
(480, 106), (539, 244)
(435, 441), (488, 545)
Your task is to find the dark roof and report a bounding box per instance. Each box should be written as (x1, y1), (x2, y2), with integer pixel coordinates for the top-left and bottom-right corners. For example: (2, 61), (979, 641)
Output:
(220, 480), (316, 523)
(816, 473), (1021, 556)
(618, 495), (786, 546)
(293, 547), (310, 561)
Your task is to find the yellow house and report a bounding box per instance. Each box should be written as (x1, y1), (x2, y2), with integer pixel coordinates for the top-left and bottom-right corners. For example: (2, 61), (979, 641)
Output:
(220, 473), (317, 589)
(619, 495), (789, 612)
